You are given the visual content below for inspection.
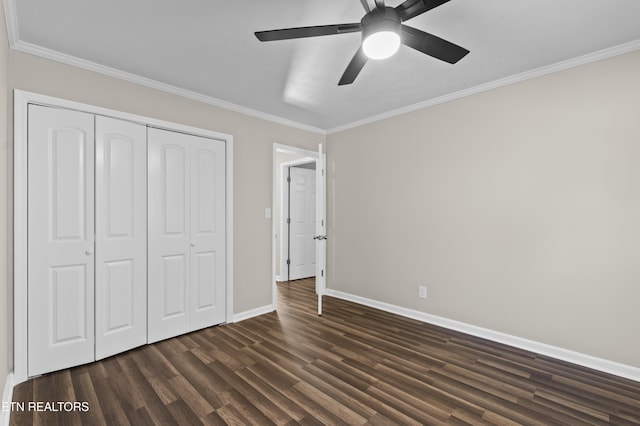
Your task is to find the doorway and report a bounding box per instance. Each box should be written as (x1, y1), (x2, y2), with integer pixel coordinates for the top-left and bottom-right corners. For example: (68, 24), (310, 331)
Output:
(283, 160), (316, 281)
(272, 144), (322, 306)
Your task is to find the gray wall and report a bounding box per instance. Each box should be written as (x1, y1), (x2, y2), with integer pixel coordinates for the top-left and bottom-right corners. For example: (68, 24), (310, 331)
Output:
(327, 50), (640, 368)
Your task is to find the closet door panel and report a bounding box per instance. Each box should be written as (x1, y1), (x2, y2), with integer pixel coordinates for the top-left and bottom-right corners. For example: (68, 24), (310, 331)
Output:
(163, 145), (187, 235)
(148, 128), (191, 342)
(149, 128), (226, 341)
(190, 139), (226, 329)
(28, 105), (95, 376)
(95, 116), (147, 359)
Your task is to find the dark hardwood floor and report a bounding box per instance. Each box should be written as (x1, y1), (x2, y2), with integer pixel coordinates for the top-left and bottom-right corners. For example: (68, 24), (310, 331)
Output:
(10, 278), (640, 425)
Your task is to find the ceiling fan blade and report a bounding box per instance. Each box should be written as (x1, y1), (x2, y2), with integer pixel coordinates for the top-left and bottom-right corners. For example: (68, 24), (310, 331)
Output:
(338, 46), (368, 86)
(401, 25), (469, 64)
(360, 0), (385, 12)
(255, 23), (361, 42)
(395, 0), (451, 21)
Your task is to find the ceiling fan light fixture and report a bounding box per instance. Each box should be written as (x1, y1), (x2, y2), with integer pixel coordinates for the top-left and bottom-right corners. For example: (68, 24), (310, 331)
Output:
(361, 7), (402, 60)
(363, 30), (400, 59)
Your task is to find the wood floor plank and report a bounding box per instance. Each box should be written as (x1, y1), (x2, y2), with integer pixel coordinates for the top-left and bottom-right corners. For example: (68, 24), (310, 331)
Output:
(87, 367), (131, 426)
(114, 353), (178, 425)
(366, 382), (449, 424)
(166, 351), (228, 409)
(222, 370), (295, 425)
(165, 398), (204, 426)
(167, 375), (215, 418)
(69, 371), (106, 426)
(218, 388), (278, 425)
(234, 366), (307, 422)
(9, 277), (640, 425)
(297, 363), (377, 420)
(280, 383), (353, 425)
(301, 361), (423, 425)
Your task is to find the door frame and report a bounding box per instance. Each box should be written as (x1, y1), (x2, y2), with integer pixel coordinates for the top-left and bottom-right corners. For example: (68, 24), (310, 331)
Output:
(272, 144), (321, 305)
(280, 158), (316, 282)
(13, 90), (235, 384)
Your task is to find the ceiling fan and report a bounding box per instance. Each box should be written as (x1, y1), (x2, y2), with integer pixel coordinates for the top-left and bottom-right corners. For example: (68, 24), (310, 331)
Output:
(255, 0), (470, 85)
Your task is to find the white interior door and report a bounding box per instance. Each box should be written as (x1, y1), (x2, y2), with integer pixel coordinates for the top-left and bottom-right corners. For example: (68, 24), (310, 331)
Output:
(289, 166), (316, 280)
(148, 128), (226, 342)
(148, 128), (191, 342)
(95, 116), (147, 359)
(190, 136), (226, 330)
(316, 144), (327, 315)
(28, 105), (95, 376)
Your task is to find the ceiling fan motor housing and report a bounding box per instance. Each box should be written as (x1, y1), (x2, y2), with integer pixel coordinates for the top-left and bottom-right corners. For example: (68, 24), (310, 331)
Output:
(361, 7), (402, 41)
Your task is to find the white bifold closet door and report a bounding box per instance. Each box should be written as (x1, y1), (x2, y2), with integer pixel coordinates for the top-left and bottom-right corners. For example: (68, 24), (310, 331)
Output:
(147, 127), (226, 343)
(94, 116), (147, 360)
(28, 105), (96, 376)
(28, 106), (149, 376)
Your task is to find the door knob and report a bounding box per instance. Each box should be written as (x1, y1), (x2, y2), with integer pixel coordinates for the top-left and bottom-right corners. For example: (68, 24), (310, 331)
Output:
(85, 249), (93, 255)
(190, 243), (196, 247)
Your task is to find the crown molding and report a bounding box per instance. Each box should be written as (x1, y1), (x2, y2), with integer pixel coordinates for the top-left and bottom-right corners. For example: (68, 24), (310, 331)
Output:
(2, 0), (18, 46)
(327, 38), (640, 134)
(8, 39), (326, 135)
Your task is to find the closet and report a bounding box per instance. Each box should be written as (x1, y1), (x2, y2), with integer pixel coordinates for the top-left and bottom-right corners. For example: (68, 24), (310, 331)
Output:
(23, 100), (228, 377)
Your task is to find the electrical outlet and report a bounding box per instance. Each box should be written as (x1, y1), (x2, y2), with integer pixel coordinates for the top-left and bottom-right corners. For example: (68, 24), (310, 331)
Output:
(418, 286), (427, 299)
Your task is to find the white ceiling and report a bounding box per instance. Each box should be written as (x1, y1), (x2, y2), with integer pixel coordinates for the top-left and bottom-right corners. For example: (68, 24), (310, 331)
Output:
(10, 0), (640, 132)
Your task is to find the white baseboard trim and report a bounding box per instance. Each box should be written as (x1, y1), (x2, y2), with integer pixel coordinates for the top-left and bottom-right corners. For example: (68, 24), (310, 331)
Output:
(232, 304), (275, 323)
(1, 372), (15, 426)
(325, 289), (640, 383)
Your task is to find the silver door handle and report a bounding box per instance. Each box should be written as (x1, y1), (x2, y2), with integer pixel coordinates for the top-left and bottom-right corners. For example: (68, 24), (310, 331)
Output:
(190, 243), (196, 247)
(313, 235), (327, 240)
(85, 249), (93, 255)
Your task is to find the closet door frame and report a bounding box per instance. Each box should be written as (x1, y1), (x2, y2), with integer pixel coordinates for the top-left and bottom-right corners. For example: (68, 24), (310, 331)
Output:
(13, 90), (235, 385)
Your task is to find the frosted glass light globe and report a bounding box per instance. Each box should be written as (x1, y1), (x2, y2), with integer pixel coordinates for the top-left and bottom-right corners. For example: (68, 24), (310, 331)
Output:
(362, 31), (401, 60)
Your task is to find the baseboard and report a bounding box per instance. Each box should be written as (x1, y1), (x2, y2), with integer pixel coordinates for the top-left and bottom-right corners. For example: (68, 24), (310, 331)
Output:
(325, 289), (640, 383)
(1, 372), (15, 426)
(232, 304), (275, 323)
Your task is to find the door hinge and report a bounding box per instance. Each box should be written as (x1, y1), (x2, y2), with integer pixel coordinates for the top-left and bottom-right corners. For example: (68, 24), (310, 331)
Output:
(287, 217), (291, 224)
(321, 270), (324, 277)
(286, 259), (290, 265)
(287, 176), (291, 183)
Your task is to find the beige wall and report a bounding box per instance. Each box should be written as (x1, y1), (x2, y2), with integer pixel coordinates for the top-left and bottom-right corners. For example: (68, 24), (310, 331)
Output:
(0, 1), (10, 386)
(7, 51), (324, 337)
(327, 50), (640, 368)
